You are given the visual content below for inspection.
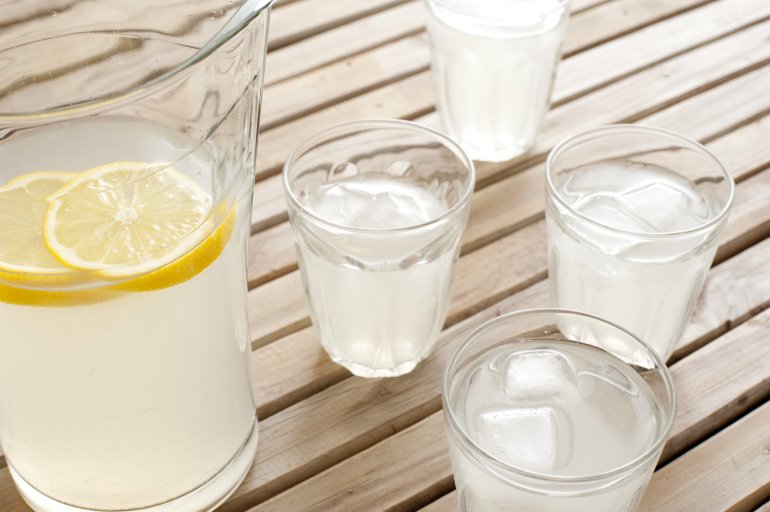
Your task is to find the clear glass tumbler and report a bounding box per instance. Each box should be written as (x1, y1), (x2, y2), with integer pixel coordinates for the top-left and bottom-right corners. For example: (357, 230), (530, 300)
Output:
(0, 1), (273, 510)
(545, 125), (734, 360)
(424, 0), (571, 162)
(283, 119), (475, 378)
(443, 309), (676, 511)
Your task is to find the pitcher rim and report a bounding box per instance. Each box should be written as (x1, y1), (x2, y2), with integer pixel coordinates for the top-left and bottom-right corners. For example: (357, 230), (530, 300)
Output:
(0, 0), (274, 123)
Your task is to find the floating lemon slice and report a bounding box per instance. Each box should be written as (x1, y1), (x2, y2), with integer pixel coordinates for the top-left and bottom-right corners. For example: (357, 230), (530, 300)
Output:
(0, 162), (234, 306)
(0, 171), (106, 306)
(0, 171), (78, 282)
(44, 161), (214, 280)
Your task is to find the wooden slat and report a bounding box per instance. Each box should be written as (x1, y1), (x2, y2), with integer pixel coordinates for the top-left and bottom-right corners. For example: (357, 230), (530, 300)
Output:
(253, 414), (450, 512)
(571, 0), (616, 11)
(267, 0), (411, 50)
(254, 412), (453, 512)
(664, 304), (770, 462)
(261, 32), (430, 130)
(249, 19), (770, 294)
(247, 57), (770, 350)
(420, 492), (454, 512)
(641, 401), (770, 511)
(563, 0), (713, 56)
(264, 1), (425, 86)
(249, 257), (770, 512)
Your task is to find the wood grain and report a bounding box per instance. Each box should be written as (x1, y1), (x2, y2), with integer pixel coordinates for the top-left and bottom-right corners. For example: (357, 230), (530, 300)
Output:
(641, 401), (770, 511)
(265, 1), (426, 86)
(268, 0), (412, 50)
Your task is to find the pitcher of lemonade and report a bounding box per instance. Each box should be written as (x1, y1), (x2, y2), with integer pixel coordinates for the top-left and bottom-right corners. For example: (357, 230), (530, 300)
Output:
(0, 1), (273, 510)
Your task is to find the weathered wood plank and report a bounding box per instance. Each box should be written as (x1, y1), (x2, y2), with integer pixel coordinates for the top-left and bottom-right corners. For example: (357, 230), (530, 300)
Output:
(420, 492), (454, 512)
(253, 413), (451, 512)
(264, 1), (426, 86)
(640, 401), (770, 512)
(249, 412), (454, 512)
(267, 0), (412, 50)
(563, 0), (713, 56)
(663, 305), (770, 462)
(261, 33), (430, 130)
(248, 258), (770, 512)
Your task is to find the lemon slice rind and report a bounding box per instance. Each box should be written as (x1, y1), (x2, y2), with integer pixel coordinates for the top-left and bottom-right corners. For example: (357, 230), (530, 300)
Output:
(43, 161), (213, 279)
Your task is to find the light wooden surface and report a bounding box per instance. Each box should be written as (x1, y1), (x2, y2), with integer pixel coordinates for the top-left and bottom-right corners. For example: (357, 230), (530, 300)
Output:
(2, 0), (769, 510)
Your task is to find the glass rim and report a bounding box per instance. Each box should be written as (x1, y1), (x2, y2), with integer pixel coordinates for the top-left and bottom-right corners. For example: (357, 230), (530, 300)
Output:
(282, 118), (476, 235)
(442, 307), (677, 484)
(0, 0), (274, 123)
(545, 124), (735, 239)
(424, 0), (571, 28)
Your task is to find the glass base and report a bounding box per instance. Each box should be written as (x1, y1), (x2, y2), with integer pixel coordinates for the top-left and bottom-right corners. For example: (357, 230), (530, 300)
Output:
(333, 354), (428, 378)
(10, 418), (259, 512)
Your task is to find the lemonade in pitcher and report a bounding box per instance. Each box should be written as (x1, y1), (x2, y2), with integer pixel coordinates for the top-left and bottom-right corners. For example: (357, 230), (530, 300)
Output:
(0, 119), (258, 510)
(0, 0), (273, 509)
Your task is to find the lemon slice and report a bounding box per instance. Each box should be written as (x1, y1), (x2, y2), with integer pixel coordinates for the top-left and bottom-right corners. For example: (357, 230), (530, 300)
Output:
(0, 171), (77, 280)
(44, 161), (213, 279)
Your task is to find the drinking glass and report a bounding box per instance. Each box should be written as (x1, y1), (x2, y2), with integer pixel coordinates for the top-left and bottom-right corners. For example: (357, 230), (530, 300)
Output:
(0, 1), (273, 510)
(443, 309), (676, 511)
(545, 125), (734, 360)
(283, 119), (475, 378)
(424, 0), (571, 162)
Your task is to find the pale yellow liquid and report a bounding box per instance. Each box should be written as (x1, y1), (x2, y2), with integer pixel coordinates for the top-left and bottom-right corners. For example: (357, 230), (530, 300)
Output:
(0, 119), (257, 510)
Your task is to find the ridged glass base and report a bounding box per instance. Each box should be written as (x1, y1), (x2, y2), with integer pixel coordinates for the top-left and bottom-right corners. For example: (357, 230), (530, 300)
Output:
(10, 419), (259, 512)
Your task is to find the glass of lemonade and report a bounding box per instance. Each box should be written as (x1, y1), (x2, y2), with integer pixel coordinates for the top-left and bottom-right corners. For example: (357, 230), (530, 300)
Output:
(0, 1), (273, 510)
(283, 120), (475, 378)
(545, 125), (734, 360)
(443, 309), (676, 511)
(424, 0), (570, 162)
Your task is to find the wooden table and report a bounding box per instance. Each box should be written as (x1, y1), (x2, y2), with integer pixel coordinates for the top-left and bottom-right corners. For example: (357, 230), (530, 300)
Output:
(2, 0), (770, 510)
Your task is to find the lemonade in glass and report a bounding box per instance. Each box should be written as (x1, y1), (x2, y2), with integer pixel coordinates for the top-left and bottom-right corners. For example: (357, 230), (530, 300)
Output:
(0, 1), (273, 510)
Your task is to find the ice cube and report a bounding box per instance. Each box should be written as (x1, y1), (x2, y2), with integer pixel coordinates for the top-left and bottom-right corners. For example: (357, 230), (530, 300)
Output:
(500, 349), (579, 403)
(575, 194), (659, 233)
(352, 192), (420, 229)
(307, 183), (372, 227)
(618, 181), (707, 232)
(472, 405), (570, 471)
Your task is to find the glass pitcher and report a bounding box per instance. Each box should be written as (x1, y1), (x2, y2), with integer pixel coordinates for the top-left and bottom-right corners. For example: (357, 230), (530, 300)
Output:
(0, 1), (273, 510)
